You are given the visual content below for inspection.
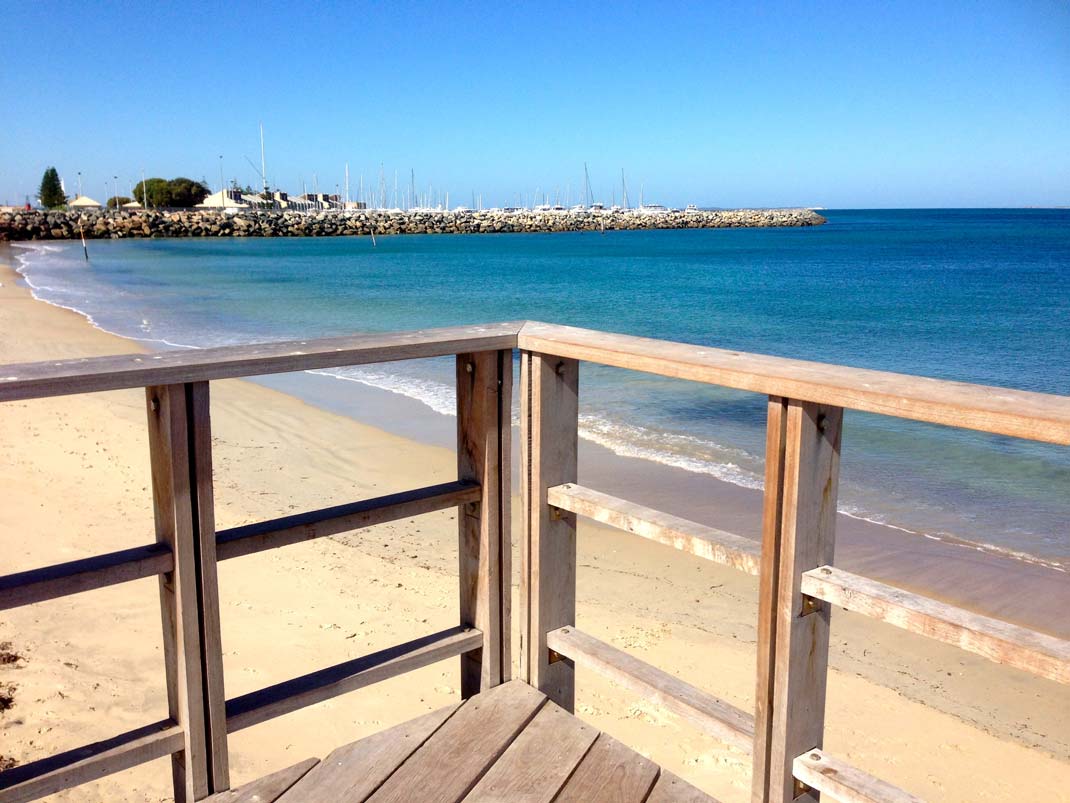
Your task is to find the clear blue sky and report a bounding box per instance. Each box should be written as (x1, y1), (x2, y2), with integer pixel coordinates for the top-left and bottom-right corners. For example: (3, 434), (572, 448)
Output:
(3, 1), (1068, 208)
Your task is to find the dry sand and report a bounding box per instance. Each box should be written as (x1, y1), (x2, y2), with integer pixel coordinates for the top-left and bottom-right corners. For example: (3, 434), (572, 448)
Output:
(0, 248), (1067, 802)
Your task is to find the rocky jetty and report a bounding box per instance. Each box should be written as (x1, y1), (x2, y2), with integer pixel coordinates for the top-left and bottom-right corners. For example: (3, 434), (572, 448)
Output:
(0, 207), (825, 241)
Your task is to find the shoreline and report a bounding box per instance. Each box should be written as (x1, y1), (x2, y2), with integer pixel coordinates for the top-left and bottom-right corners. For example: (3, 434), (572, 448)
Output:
(8, 241), (1064, 638)
(1, 245), (1068, 801)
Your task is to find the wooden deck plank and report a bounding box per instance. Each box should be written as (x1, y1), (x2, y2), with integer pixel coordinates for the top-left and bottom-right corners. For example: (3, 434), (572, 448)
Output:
(546, 483), (760, 576)
(647, 770), (722, 803)
(204, 759), (319, 802)
(545, 627), (754, 752)
(801, 565), (1070, 685)
(0, 322), (523, 402)
(276, 706), (458, 802)
(367, 680), (546, 803)
(793, 750), (924, 803)
(517, 321), (1070, 445)
(553, 733), (659, 803)
(463, 702), (598, 802)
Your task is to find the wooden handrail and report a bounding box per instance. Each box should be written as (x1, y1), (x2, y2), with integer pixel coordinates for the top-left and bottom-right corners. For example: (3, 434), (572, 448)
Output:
(0, 719), (184, 803)
(518, 321), (1070, 444)
(216, 481), (481, 560)
(793, 749), (924, 803)
(225, 626), (483, 732)
(545, 627), (755, 753)
(547, 483), (761, 575)
(801, 565), (1070, 685)
(0, 543), (172, 611)
(0, 322), (523, 402)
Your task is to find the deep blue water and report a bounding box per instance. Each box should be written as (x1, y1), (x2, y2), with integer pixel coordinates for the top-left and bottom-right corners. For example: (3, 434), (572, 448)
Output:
(12, 209), (1070, 563)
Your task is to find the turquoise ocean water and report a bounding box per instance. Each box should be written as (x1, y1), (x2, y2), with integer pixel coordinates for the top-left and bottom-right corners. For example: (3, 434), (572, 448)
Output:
(11, 209), (1070, 565)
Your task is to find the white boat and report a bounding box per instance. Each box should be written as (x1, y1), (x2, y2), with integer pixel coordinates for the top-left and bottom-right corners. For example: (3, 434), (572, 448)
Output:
(685, 204), (700, 213)
(638, 203), (669, 214)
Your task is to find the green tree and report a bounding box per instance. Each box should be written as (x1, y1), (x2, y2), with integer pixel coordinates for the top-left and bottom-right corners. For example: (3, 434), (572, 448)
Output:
(133, 178), (170, 208)
(38, 167), (66, 209)
(167, 177), (210, 207)
(107, 196), (133, 209)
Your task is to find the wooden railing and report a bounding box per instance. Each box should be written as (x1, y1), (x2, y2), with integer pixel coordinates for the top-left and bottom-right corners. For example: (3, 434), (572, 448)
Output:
(1, 320), (1068, 802)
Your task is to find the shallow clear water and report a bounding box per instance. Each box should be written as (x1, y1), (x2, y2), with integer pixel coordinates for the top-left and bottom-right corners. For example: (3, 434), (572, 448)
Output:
(12, 209), (1070, 562)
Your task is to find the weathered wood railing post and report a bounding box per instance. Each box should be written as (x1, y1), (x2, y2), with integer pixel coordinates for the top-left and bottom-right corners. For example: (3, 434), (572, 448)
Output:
(457, 350), (513, 697)
(519, 351), (579, 711)
(753, 399), (842, 803)
(146, 382), (229, 801)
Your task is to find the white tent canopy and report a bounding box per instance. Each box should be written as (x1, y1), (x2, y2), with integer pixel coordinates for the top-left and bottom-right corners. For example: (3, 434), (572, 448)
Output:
(69, 195), (102, 208)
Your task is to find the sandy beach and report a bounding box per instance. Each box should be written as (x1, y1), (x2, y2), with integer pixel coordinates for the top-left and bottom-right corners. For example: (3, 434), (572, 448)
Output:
(1, 245), (1067, 802)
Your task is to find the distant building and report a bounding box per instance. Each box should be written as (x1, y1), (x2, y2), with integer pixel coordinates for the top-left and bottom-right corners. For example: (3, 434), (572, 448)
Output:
(69, 195), (103, 209)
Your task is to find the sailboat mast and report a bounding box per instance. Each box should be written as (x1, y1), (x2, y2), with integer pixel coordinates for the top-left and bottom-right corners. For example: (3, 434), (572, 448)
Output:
(259, 122), (268, 195)
(621, 169), (629, 209)
(345, 163), (350, 208)
(584, 162), (593, 207)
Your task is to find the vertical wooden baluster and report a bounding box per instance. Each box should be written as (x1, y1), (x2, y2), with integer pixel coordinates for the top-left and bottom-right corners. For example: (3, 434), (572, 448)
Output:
(147, 382), (229, 800)
(147, 384), (208, 802)
(457, 350), (512, 696)
(752, 396), (788, 803)
(762, 400), (843, 802)
(186, 382), (229, 793)
(519, 351), (579, 711)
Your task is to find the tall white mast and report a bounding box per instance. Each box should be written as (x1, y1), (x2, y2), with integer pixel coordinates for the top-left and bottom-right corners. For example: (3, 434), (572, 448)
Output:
(259, 122), (268, 195)
(345, 163), (350, 207)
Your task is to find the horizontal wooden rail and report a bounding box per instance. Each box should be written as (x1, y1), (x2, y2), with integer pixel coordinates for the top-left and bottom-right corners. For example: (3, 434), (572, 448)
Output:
(216, 481), (481, 561)
(0, 719), (184, 803)
(518, 321), (1070, 445)
(801, 566), (1070, 685)
(545, 626), (754, 752)
(547, 483), (760, 575)
(0, 322), (522, 402)
(793, 749), (924, 803)
(225, 626), (483, 732)
(0, 543), (173, 611)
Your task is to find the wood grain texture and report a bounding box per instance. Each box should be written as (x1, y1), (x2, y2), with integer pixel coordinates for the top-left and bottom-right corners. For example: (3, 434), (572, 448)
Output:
(225, 627), (482, 733)
(186, 382), (230, 792)
(367, 680), (546, 803)
(802, 565), (1070, 685)
(0, 543), (172, 611)
(276, 706), (458, 802)
(146, 384), (211, 802)
(463, 701), (598, 802)
(518, 321), (1070, 445)
(519, 352), (579, 711)
(0, 322), (522, 402)
(765, 401), (843, 803)
(545, 627), (754, 752)
(793, 750), (924, 803)
(646, 770), (722, 803)
(0, 720), (183, 803)
(457, 350), (511, 696)
(215, 481), (480, 560)
(203, 759), (319, 803)
(553, 733), (659, 803)
(751, 397), (788, 803)
(547, 483), (760, 575)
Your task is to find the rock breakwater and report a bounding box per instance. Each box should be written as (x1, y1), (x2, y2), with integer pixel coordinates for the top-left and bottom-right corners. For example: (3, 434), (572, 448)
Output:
(0, 207), (824, 241)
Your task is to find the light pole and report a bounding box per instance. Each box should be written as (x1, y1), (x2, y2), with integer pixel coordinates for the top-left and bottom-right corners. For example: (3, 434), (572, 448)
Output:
(113, 176), (119, 211)
(219, 155), (226, 209)
(77, 171), (82, 199)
